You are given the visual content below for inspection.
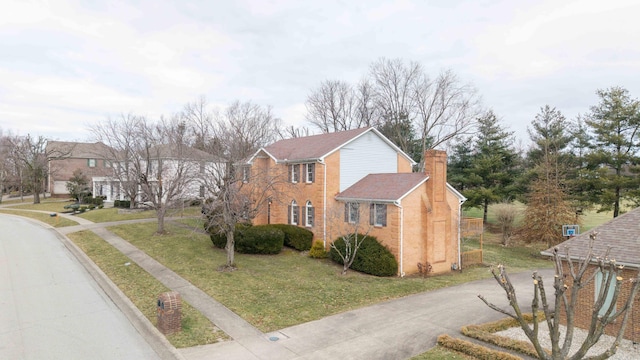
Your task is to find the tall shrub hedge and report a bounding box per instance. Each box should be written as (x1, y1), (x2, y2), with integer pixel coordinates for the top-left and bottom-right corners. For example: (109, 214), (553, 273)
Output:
(269, 224), (313, 251)
(236, 225), (284, 254)
(328, 234), (398, 276)
(207, 223), (284, 254)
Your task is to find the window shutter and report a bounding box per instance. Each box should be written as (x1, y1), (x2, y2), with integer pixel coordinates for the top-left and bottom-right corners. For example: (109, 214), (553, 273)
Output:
(344, 203), (349, 222)
(296, 164), (300, 182)
(369, 204), (375, 225)
(298, 206), (301, 224)
(288, 165), (292, 182)
(288, 205), (292, 224)
(381, 205), (387, 226)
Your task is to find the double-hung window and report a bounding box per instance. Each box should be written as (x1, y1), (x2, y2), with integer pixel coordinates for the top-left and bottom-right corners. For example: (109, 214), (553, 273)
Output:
(305, 163), (315, 183)
(369, 203), (387, 227)
(88, 158), (96, 167)
(289, 164), (300, 183)
(305, 201), (314, 227)
(344, 202), (359, 223)
(289, 200), (299, 225)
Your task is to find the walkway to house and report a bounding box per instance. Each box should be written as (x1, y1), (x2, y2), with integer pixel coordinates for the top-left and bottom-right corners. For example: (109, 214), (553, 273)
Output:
(0, 204), (555, 359)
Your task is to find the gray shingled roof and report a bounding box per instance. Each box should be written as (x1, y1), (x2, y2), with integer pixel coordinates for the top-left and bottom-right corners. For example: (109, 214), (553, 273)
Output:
(542, 206), (640, 267)
(46, 141), (112, 158)
(336, 173), (429, 202)
(262, 127), (370, 161)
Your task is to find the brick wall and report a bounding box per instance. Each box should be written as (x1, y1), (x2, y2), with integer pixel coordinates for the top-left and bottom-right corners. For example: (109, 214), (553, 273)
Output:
(559, 263), (640, 343)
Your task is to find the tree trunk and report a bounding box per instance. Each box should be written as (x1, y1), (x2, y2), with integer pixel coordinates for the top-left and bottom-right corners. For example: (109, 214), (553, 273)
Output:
(613, 185), (620, 218)
(156, 206), (166, 234)
(225, 228), (235, 267)
(483, 199), (488, 223)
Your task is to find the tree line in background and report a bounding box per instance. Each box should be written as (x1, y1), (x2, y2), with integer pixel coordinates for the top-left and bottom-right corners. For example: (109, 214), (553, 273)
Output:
(1, 58), (640, 250)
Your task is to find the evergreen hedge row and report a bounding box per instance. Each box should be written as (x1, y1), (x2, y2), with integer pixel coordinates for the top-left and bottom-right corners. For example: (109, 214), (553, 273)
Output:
(269, 224), (314, 251)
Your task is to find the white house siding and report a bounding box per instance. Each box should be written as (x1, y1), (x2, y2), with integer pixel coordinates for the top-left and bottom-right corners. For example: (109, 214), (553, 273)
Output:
(339, 131), (398, 192)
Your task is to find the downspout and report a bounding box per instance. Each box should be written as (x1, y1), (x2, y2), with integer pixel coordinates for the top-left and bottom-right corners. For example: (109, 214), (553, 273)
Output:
(457, 198), (465, 271)
(396, 200), (405, 277)
(320, 159), (327, 247)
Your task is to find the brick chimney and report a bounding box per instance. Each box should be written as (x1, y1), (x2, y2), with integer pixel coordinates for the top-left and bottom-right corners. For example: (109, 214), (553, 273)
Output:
(423, 150), (452, 272)
(424, 150), (447, 205)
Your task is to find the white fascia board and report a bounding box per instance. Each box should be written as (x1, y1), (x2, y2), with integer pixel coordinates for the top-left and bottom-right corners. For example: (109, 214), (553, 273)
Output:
(396, 176), (430, 203)
(446, 183), (467, 202)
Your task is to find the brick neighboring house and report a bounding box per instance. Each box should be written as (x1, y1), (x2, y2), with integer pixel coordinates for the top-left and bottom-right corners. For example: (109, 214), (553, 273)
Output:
(46, 141), (114, 198)
(541, 207), (640, 343)
(247, 127), (466, 276)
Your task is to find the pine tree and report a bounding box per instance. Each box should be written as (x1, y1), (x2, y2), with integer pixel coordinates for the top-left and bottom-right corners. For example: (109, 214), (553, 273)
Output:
(520, 106), (576, 246)
(463, 110), (519, 222)
(585, 86), (640, 217)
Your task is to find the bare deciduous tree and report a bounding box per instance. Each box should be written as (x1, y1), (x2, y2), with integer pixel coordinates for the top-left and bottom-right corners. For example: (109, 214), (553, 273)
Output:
(200, 100), (285, 269)
(93, 114), (204, 234)
(91, 113), (145, 208)
(10, 134), (71, 204)
(414, 69), (481, 169)
(478, 233), (640, 360)
(493, 202), (518, 246)
(306, 80), (358, 133)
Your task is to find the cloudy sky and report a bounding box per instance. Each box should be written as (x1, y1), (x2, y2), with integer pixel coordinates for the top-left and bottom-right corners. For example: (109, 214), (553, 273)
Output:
(1, 0), (639, 145)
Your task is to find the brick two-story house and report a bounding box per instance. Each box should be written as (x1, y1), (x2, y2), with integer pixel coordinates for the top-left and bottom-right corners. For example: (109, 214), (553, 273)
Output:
(46, 141), (114, 198)
(247, 127), (465, 276)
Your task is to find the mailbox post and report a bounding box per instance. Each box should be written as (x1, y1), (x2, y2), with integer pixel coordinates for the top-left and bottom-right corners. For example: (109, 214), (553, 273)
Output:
(157, 291), (182, 335)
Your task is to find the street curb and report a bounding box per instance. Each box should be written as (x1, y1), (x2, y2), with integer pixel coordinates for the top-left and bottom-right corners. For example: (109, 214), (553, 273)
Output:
(2, 213), (185, 360)
(54, 229), (187, 360)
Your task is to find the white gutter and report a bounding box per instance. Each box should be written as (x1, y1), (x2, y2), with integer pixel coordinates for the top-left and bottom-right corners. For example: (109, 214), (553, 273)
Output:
(320, 159), (327, 247)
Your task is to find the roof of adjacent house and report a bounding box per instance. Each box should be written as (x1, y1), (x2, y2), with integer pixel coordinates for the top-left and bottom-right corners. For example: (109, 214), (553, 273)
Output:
(252, 127), (415, 164)
(335, 173), (429, 203)
(541, 206), (640, 267)
(46, 141), (112, 159)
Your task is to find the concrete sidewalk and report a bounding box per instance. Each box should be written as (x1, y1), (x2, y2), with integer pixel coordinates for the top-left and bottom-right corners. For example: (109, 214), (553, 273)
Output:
(1, 206), (554, 360)
(62, 214), (553, 360)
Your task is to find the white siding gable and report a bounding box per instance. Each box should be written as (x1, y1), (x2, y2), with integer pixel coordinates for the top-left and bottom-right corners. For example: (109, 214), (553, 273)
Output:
(339, 131), (398, 191)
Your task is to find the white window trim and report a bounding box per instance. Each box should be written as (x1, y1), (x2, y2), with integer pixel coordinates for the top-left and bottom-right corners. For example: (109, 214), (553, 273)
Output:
(291, 200), (298, 225)
(305, 201), (313, 227)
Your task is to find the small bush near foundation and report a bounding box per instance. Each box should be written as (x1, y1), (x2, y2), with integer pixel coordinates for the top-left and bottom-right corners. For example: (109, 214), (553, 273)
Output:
(236, 225), (284, 254)
(329, 234), (397, 276)
(309, 241), (328, 259)
(269, 224), (313, 251)
(437, 334), (521, 360)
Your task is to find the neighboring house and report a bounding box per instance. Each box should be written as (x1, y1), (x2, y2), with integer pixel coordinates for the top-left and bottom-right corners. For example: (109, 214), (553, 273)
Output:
(46, 141), (114, 198)
(541, 207), (640, 343)
(247, 127), (466, 276)
(106, 144), (217, 204)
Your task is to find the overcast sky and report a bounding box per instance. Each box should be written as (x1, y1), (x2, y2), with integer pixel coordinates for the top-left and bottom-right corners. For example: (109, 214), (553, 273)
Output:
(1, 0), (639, 146)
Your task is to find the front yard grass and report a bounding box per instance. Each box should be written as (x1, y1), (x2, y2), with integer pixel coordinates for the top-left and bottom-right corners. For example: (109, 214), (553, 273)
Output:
(107, 221), (552, 333)
(0, 209), (79, 227)
(66, 230), (228, 348)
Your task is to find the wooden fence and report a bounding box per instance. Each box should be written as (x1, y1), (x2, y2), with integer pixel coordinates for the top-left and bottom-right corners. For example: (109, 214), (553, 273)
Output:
(461, 217), (484, 268)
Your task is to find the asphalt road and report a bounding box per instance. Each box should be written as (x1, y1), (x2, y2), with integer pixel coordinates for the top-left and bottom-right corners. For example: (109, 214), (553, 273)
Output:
(0, 214), (160, 360)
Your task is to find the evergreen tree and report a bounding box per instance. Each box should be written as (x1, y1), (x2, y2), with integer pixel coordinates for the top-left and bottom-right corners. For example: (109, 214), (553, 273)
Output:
(463, 110), (519, 222)
(519, 106), (575, 246)
(447, 136), (474, 191)
(585, 86), (640, 217)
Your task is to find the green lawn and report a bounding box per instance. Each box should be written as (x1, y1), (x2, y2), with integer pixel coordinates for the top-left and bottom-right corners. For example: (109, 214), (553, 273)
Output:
(67, 230), (228, 348)
(107, 221), (552, 332)
(0, 209), (79, 227)
(77, 206), (201, 223)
